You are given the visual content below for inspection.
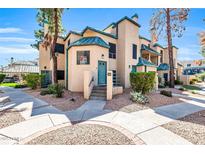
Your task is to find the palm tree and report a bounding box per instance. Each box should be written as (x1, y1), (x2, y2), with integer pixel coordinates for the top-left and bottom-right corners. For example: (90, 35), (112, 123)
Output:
(150, 8), (189, 88)
(32, 8), (65, 84)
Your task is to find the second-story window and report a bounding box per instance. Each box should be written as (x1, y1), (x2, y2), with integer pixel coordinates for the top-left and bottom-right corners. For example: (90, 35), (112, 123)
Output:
(160, 50), (163, 63)
(132, 44), (137, 59)
(109, 43), (116, 59)
(55, 43), (65, 54)
(67, 40), (70, 47)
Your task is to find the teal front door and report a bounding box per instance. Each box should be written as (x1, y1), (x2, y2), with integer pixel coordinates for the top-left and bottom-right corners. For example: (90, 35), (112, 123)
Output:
(98, 61), (107, 85)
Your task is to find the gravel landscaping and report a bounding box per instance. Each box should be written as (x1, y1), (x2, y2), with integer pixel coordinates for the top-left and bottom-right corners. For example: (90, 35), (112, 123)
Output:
(104, 88), (185, 113)
(26, 124), (135, 145)
(162, 110), (205, 145)
(25, 89), (85, 111)
(0, 110), (25, 129)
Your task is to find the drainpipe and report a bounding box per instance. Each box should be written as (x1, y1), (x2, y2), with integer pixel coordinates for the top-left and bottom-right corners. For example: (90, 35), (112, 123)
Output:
(65, 48), (68, 90)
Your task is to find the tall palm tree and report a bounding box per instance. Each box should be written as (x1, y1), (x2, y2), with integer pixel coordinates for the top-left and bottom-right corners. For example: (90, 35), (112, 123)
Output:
(33, 8), (65, 84)
(150, 8), (189, 88)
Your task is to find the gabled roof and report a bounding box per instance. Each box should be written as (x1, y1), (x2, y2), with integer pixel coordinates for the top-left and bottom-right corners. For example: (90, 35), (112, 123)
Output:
(141, 44), (161, 56)
(114, 16), (141, 28)
(68, 36), (110, 49)
(64, 30), (82, 41)
(103, 22), (116, 31)
(157, 63), (170, 71)
(136, 57), (156, 67)
(82, 26), (117, 39)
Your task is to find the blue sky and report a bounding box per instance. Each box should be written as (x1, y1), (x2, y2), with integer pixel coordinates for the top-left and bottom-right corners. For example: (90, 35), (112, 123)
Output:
(0, 8), (204, 66)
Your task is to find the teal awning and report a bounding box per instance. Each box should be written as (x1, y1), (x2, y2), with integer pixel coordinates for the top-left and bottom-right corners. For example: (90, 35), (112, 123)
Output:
(68, 36), (110, 49)
(157, 63), (170, 71)
(141, 44), (161, 56)
(136, 57), (156, 67)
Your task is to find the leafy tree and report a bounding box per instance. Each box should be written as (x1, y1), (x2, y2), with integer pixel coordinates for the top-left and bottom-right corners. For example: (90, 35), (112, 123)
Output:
(150, 8), (189, 88)
(32, 8), (65, 84)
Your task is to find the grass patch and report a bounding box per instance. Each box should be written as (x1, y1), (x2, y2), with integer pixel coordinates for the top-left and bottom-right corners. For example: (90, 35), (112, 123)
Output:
(0, 83), (27, 88)
(182, 85), (202, 91)
(0, 83), (18, 87)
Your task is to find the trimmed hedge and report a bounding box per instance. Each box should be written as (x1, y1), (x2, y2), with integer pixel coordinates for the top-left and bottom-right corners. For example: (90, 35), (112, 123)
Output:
(130, 72), (156, 94)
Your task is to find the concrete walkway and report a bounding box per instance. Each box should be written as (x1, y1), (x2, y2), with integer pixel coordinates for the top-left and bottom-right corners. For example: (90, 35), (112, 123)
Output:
(1, 86), (205, 145)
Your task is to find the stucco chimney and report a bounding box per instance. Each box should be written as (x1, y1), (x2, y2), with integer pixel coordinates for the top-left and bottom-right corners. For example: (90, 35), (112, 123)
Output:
(131, 13), (139, 23)
(150, 27), (158, 46)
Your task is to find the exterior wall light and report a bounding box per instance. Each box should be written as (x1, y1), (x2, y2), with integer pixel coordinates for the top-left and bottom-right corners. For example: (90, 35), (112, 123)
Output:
(101, 54), (104, 59)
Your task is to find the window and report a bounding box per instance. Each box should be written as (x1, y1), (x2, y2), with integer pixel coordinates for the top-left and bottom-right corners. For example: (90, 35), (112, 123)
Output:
(55, 43), (64, 54)
(187, 64), (191, 67)
(132, 44), (137, 59)
(67, 40), (70, 47)
(57, 70), (65, 80)
(109, 43), (116, 59)
(77, 51), (90, 65)
(160, 50), (163, 63)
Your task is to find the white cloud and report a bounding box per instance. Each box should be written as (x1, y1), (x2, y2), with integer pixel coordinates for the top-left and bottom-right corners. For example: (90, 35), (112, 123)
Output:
(0, 27), (23, 33)
(178, 45), (203, 61)
(0, 45), (38, 54)
(0, 37), (35, 43)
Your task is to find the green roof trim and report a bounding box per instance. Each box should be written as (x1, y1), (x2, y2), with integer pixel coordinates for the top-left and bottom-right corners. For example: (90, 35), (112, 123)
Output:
(82, 26), (117, 39)
(103, 22), (116, 31)
(68, 36), (110, 49)
(64, 30), (82, 41)
(141, 44), (161, 56)
(136, 57), (157, 67)
(153, 43), (164, 49)
(139, 35), (151, 42)
(131, 13), (139, 19)
(114, 16), (141, 28)
(172, 45), (179, 49)
(157, 63), (170, 71)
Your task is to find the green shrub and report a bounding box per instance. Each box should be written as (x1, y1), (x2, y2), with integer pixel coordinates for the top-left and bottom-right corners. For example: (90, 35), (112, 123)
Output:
(160, 90), (172, 97)
(189, 80), (194, 85)
(164, 81), (170, 87)
(174, 80), (183, 85)
(48, 84), (56, 94)
(40, 89), (50, 95)
(54, 84), (64, 98)
(47, 84), (64, 98)
(178, 87), (186, 91)
(158, 83), (165, 88)
(130, 91), (149, 104)
(24, 73), (43, 89)
(191, 90), (197, 94)
(130, 72), (156, 94)
(14, 84), (27, 88)
(0, 74), (6, 83)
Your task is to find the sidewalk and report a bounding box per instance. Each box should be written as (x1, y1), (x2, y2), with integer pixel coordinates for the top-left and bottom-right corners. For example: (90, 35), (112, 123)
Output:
(1, 86), (205, 144)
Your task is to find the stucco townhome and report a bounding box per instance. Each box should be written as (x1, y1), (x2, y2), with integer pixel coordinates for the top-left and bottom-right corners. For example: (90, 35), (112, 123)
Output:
(39, 14), (178, 100)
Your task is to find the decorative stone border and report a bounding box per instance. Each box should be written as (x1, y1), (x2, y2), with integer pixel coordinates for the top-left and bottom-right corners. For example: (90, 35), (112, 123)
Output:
(18, 120), (145, 145)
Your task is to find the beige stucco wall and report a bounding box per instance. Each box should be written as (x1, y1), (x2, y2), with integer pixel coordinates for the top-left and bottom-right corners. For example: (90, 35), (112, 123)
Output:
(83, 29), (117, 72)
(117, 19), (140, 88)
(67, 45), (109, 92)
